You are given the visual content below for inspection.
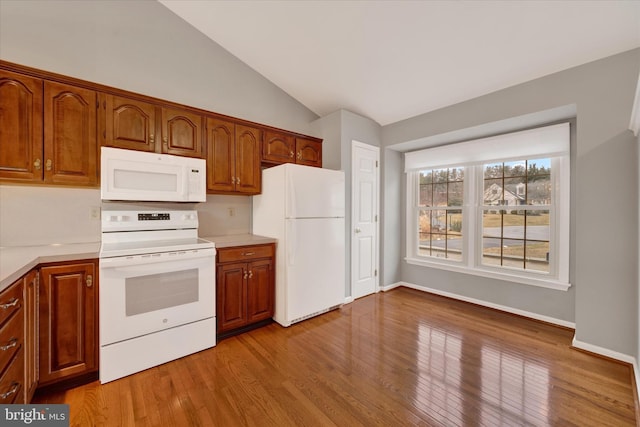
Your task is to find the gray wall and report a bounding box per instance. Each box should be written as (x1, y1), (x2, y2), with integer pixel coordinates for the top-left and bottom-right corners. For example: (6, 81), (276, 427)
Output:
(0, 0), (321, 240)
(382, 49), (640, 357)
(312, 110), (382, 298)
(0, 0), (319, 135)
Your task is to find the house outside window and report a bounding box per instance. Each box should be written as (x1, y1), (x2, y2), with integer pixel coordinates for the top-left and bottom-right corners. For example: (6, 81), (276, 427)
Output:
(405, 123), (570, 290)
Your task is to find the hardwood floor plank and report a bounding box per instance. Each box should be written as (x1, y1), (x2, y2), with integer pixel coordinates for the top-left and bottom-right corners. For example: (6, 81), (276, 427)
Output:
(33, 287), (636, 426)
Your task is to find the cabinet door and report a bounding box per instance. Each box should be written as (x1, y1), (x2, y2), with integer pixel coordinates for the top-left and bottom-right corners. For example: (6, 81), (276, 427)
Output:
(44, 81), (98, 186)
(206, 117), (236, 193)
(262, 130), (295, 165)
(246, 259), (274, 324)
(216, 262), (247, 333)
(39, 262), (97, 385)
(235, 124), (261, 194)
(23, 270), (38, 402)
(102, 94), (157, 152)
(295, 138), (322, 168)
(162, 107), (204, 158)
(0, 70), (43, 182)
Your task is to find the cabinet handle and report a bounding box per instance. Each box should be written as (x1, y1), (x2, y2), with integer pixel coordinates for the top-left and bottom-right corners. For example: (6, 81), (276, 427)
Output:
(150, 134), (155, 143)
(86, 275), (93, 288)
(45, 159), (52, 171)
(34, 159), (41, 170)
(163, 136), (168, 145)
(0, 338), (18, 351)
(248, 270), (253, 279)
(297, 151), (302, 160)
(0, 298), (19, 310)
(289, 150), (294, 158)
(231, 177), (236, 184)
(0, 383), (19, 399)
(236, 177), (240, 185)
(243, 252), (255, 256)
(243, 270), (248, 280)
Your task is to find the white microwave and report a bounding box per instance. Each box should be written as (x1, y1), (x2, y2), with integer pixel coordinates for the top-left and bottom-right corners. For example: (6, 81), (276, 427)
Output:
(101, 147), (206, 202)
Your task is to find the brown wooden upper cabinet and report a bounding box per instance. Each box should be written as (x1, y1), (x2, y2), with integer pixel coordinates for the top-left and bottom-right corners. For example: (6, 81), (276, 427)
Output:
(262, 130), (295, 165)
(161, 107), (204, 158)
(206, 117), (261, 195)
(44, 81), (98, 185)
(0, 70), (98, 185)
(101, 94), (157, 153)
(295, 137), (322, 168)
(261, 130), (322, 168)
(0, 70), (42, 182)
(101, 94), (204, 158)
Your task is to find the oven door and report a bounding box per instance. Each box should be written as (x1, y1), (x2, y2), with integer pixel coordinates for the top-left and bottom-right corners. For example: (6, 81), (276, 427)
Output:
(99, 248), (215, 346)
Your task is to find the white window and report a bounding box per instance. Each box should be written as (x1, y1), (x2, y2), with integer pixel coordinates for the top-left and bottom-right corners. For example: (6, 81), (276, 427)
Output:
(405, 123), (570, 291)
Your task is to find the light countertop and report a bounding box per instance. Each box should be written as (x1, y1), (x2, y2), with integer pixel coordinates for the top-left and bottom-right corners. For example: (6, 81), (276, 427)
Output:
(0, 235), (276, 293)
(201, 234), (276, 249)
(0, 242), (101, 292)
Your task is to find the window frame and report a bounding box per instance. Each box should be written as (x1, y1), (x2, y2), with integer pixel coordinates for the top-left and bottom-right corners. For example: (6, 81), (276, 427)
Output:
(405, 139), (570, 292)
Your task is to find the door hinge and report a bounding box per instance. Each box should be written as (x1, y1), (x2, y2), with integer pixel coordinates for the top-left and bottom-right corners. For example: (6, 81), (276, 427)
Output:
(376, 160), (378, 167)
(375, 215), (378, 222)
(374, 269), (378, 277)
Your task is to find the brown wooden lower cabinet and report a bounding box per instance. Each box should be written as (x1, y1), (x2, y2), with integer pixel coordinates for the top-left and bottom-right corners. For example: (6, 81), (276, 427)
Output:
(217, 244), (275, 336)
(23, 269), (38, 402)
(38, 260), (98, 386)
(0, 276), (26, 404)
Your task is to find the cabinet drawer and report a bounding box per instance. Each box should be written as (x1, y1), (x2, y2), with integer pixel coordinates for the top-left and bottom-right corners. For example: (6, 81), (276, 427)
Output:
(218, 244), (274, 263)
(0, 311), (23, 377)
(0, 280), (22, 328)
(0, 348), (24, 404)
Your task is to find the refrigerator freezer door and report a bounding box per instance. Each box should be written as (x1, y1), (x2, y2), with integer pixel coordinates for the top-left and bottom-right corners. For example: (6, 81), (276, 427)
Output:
(285, 165), (345, 219)
(282, 217), (345, 324)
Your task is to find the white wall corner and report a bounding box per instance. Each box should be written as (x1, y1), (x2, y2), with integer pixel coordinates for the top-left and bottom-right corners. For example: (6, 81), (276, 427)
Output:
(630, 71), (640, 136)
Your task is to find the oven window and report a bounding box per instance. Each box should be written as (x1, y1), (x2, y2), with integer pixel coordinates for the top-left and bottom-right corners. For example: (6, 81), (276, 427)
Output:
(125, 269), (199, 316)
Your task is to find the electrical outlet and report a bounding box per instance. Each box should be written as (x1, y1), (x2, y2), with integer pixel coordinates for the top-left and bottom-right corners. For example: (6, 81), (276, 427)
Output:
(90, 206), (101, 220)
(228, 207), (235, 217)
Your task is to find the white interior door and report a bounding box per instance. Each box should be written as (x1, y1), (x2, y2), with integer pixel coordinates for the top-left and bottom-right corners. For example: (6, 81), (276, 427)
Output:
(351, 141), (380, 299)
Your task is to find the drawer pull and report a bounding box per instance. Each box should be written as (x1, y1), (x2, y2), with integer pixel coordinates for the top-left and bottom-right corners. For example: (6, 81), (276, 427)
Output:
(0, 298), (19, 310)
(0, 338), (17, 351)
(243, 252), (255, 256)
(0, 383), (19, 399)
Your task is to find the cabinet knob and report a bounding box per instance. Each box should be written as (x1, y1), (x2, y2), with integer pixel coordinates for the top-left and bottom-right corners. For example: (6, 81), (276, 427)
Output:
(0, 338), (18, 352)
(248, 270), (253, 279)
(86, 275), (93, 288)
(236, 177), (240, 185)
(34, 159), (41, 170)
(289, 150), (294, 158)
(297, 151), (302, 160)
(243, 270), (248, 280)
(46, 159), (52, 171)
(231, 177), (236, 184)
(0, 383), (19, 399)
(163, 136), (168, 144)
(150, 134), (155, 143)
(0, 298), (19, 310)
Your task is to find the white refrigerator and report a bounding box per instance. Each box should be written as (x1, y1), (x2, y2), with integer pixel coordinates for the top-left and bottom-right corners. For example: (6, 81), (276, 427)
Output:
(253, 163), (345, 327)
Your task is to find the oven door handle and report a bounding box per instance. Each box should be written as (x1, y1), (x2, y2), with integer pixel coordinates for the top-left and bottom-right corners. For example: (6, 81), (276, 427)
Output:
(100, 248), (215, 268)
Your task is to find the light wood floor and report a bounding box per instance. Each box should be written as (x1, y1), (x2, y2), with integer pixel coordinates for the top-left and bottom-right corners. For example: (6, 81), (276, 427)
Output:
(35, 287), (637, 426)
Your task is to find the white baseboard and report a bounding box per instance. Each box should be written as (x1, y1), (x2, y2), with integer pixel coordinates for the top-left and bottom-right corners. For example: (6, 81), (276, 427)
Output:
(571, 337), (636, 365)
(386, 281), (576, 329)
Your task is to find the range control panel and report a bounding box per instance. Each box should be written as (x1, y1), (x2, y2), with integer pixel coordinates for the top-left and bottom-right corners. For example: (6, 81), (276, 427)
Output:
(101, 210), (198, 232)
(138, 213), (171, 221)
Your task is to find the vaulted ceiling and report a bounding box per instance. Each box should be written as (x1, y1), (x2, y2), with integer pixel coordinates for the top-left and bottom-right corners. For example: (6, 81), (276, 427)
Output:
(159, 1), (640, 126)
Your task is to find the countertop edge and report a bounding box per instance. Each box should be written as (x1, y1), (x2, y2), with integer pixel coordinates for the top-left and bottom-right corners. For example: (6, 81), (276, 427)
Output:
(1, 244), (100, 293)
(201, 234), (277, 249)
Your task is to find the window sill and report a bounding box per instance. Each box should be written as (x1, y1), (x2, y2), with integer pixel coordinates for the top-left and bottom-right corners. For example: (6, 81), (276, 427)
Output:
(404, 257), (571, 291)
